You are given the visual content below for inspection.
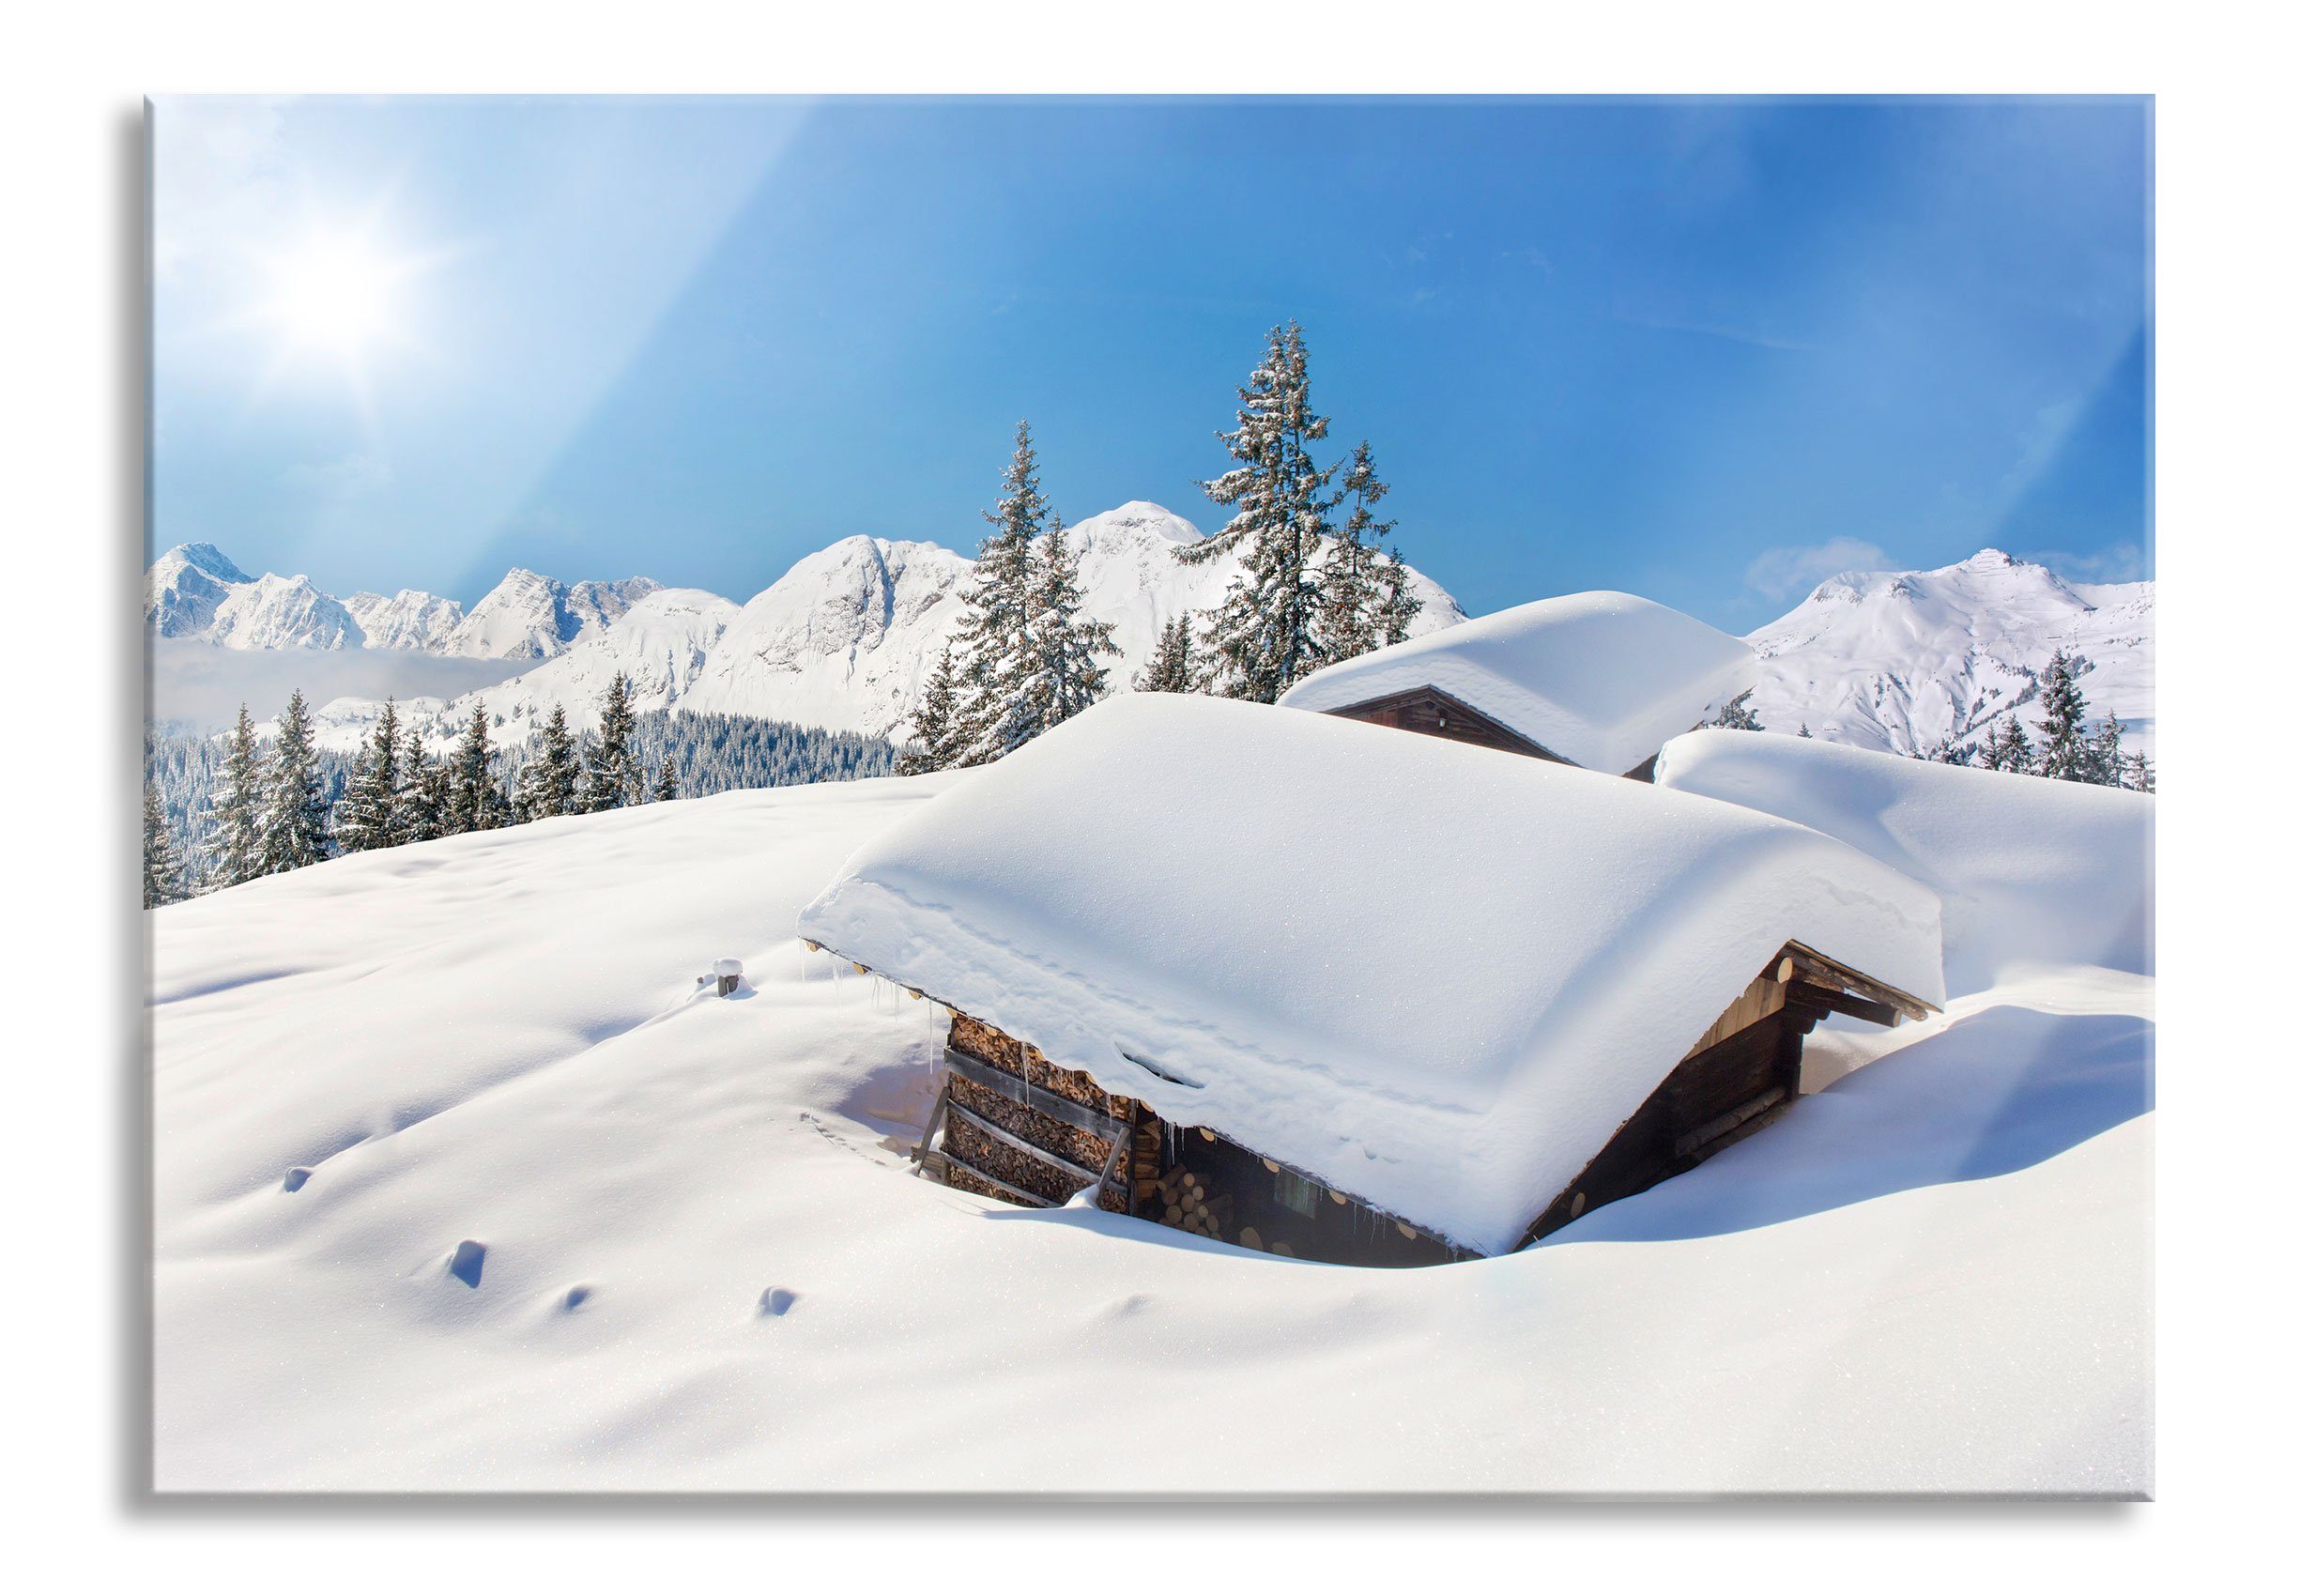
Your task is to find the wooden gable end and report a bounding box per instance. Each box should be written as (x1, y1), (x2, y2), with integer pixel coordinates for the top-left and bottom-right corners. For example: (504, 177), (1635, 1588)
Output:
(1324, 684), (1572, 764)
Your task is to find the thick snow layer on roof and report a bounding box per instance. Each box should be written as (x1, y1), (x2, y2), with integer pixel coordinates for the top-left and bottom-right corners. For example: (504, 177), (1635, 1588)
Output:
(1276, 591), (1756, 774)
(799, 695), (1942, 1254)
(1655, 729), (2154, 994)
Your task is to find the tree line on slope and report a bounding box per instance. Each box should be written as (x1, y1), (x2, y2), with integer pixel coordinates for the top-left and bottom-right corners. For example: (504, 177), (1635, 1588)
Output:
(144, 680), (896, 906)
(899, 320), (1422, 774)
(1915, 648), (2155, 790)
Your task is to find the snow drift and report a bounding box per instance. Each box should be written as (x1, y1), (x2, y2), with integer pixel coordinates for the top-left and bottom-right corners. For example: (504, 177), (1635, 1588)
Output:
(152, 767), (2149, 1493)
(799, 695), (1942, 1255)
(1278, 591), (1754, 774)
(1655, 729), (2154, 993)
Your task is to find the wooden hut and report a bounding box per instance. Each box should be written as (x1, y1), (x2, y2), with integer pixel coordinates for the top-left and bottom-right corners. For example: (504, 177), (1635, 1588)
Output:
(799, 694), (1944, 1266)
(1276, 591), (1756, 779)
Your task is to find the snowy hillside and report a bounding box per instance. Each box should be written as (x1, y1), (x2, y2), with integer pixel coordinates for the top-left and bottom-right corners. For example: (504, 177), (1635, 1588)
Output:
(438, 501), (1463, 744)
(150, 762), (2151, 1493)
(1747, 548), (2154, 757)
(430, 588), (740, 746)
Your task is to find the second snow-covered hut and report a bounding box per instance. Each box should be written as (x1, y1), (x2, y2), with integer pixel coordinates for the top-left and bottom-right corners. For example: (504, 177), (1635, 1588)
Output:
(798, 694), (1941, 1265)
(1277, 590), (1756, 779)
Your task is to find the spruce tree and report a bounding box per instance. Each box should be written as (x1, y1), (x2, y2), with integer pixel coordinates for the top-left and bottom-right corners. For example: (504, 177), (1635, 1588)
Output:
(898, 643), (963, 775)
(1022, 511), (1116, 733)
(1320, 440), (1409, 664)
(948, 422), (1048, 764)
(1976, 717), (2033, 774)
(395, 736), (447, 843)
(652, 758), (680, 802)
(529, 703), (585, 819)
(446, 701), (500, 834)
(257, 688), (330, 874)
(1135, 613), (1208, 695)
(1798, 723), (1814, 738)
(2035, 650), (2091, 781)
(204, 703), (264, 888)
(1370, 548), (1423, 648)
(334, 697), (402, 853)
(2124, 748), (2156, 792)
(585, 671), (642, 810)
(143, 785), (186, 908)
(2087, 712), (2126, 787)
(1706, 690), (1762, 731)
(1187, 321), (1336, 701)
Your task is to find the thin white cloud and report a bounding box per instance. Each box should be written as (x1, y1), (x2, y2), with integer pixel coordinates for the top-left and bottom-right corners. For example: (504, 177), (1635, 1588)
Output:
(1744, 537), (1894, 601)
(1618, 310), (1817, 353)
(2015, 542), (2146, 585)
(283, 452), (393, 499)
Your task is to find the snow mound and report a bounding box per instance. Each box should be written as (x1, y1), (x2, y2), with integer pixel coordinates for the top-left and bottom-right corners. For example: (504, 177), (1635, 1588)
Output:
(1278, 591), (1754, 775)
(1654, 729), (2153, 993)
(799, 695), (1942, 1254)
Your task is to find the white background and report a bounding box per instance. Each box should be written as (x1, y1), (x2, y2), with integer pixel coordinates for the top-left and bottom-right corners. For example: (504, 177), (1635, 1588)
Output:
(2, 1), (2288, 1586)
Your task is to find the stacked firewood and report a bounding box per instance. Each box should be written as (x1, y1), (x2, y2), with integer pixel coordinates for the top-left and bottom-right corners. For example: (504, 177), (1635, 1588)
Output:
(1148, 1166), (1234, 1243)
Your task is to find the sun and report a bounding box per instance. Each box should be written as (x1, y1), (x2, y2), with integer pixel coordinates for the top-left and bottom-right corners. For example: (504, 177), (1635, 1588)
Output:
(268, 231), (404, 358)
(258, 224), (421, 364)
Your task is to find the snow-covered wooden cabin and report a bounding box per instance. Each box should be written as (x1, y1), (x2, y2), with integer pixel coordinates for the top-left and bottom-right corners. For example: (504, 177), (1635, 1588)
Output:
(1276, 591), (1756, 780)
(798, 694), (1942, 1266)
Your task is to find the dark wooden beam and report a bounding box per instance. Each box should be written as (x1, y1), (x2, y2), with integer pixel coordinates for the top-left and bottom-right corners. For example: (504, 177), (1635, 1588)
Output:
(920, 1146), (1056, 1208)
(945, 1098), (1105, 1187)
(943, 1048), (1131, 1140)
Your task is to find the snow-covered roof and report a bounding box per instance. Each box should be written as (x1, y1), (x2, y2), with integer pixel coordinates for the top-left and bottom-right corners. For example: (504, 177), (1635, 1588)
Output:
(798, 695), (1943, 1254)
(1654, 729), (2153, 995)
(1277, 591), (1756, 775)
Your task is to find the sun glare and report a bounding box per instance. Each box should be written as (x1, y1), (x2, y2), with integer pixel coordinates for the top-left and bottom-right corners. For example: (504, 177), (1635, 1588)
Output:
(234, 212), (449, 410)
(268, 232), (403, 358)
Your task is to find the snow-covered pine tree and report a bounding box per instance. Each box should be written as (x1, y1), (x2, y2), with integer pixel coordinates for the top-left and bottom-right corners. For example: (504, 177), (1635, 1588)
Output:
(585, 670), (643, 809)
(1135, 613), (1208, 694)
(143, 784), (186, 907)
(446, 701), (502, 834)
(256, 688), (331, 874)
(2035, 650), (2091, 781)
(2087, 712), (2126, 787)
(1705, 690), (1762, 731)
(1186, 321), (1336, 701)
(1976, 715), (2034, 774)
(334, 697), (402, 852)
(948, 422), (1048, 765)
(394, 735), (446, 843)
(1318, 440), (1393, 664)
(529, 703), (585, 819)
(1371, 548), (1422, 648)
(897, 643), (963, 775)
(652, 758), (680, 802)
(204, 703), (265, 888)
(1022, 511), (1116, 733)
(1798, 723), (1814, 738)
(2124, 748), (2156, 792)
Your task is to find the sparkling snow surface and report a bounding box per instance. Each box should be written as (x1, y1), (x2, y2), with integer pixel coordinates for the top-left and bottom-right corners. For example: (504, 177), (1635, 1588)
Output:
(800, 695), (1942, 1255)
(1278, 591), (1755, 775)
(152, 745), (2150, 1494)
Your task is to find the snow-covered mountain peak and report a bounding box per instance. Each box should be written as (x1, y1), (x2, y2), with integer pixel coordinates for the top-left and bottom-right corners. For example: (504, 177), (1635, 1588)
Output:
(1747, 546), (2153, 758)
(157, 542), (253, 585)
(1068, 500), (1204, 547)
(449, 568), (662, 661)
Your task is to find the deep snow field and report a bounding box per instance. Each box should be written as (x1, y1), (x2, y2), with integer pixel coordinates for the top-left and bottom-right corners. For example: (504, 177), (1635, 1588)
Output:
(150, 748), (2152, 1495)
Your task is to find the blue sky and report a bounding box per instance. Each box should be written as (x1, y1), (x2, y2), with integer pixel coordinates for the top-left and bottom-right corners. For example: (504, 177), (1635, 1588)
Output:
(152, 96), (2150, 627)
